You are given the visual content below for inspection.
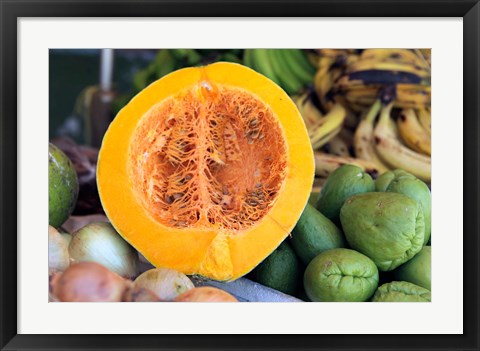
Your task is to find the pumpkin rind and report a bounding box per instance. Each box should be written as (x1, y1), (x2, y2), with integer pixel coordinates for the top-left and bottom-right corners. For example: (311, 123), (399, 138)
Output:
(97, 62), (314, 281)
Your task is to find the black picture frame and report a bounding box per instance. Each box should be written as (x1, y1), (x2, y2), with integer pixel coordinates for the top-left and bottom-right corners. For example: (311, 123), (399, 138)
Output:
(1, 1), (479, 350)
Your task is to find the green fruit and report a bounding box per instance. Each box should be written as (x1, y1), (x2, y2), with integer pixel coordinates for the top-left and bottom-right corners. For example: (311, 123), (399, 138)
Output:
(290, 203), (346, 265)
(304, 248), (379, 302)
(376, 170), (431, 245)
(393, 246), (431, 290)
(374, 171), (397, 192)
(308, 191), (319, 206)
(371, 281), (431, 302)
(340, 192), (425, 271)
(49, 143), (79, 228)
(316, 164), (375, 224)
(250, 241), (302, 296)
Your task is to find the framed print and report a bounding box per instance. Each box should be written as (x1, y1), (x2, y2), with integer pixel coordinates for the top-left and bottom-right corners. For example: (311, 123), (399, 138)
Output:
(1, 0), (479, 350)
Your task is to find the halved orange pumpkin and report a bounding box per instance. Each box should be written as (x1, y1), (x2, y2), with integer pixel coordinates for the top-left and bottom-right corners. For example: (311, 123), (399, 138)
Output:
(97, 62), (314, 281)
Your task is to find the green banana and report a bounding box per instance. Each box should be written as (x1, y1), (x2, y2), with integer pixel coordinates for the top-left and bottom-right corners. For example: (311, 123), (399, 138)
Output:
(280, 49), (315, 84)
(268, 49), (304, 95)
(243, 49), (255, 69)
(250, 49), (281, 85)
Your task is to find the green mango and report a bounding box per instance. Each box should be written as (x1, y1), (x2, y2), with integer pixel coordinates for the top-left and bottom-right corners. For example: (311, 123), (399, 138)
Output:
(393, 246), (431, 290)
(49, 143), (79, 228)
(304, 248), (379, 302)
(316, 164), (375, 225)
(290, 203), (346, 265)
(340, 192), (425, 271)
(371, 281), (431, 302)
(249, 241), (302, 296)
(375, 170), (431, 245)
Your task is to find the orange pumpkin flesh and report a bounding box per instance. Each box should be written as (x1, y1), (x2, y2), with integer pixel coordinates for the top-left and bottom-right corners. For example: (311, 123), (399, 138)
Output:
(97, 62), (314, 281)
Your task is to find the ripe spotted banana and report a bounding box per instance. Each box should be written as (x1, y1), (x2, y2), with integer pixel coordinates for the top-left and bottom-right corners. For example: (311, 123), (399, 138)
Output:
(373, 103), (431, 182)
(396, 108), (431, 155)
(353, 100), (391, 174)
(309, 103), (347, 149)
(417, 107), (431, 135)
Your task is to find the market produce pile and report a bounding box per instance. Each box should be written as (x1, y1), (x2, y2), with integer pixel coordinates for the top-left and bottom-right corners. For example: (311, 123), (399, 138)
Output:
(49, 48), (431, 302)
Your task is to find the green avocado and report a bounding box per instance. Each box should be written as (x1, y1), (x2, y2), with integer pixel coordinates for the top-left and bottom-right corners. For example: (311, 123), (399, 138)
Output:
(316, 164), (375, 225)
(340, 192), (425, 271)
(371, 281), (431, 302)
(375, 170), (431, 245)
(249, 241), (302, 296)
(393, 246), (431, 290)
(308, 191), (319, 206)
(290, 203), (346, 265)
(304, 248), (379, 302)
(49, 143), (79, 228)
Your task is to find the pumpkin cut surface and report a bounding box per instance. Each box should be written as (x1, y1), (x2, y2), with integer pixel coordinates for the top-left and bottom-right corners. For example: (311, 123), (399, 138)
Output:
(98, 62), (314, 281)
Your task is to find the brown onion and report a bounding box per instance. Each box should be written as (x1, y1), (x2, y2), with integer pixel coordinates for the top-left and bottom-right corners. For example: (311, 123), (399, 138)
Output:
(134, 268), (194, 301)
(52, 261), (130, 302)
(174, 287), (238, 302)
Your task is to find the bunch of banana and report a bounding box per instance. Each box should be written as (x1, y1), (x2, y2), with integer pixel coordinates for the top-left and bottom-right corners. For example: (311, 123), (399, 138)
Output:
(332, 49), (431, 111)
(373, 102), (431, 182)
(243, 49), (316, 95)
(306, 49), (432, 186)
(352, 96), (431, 182)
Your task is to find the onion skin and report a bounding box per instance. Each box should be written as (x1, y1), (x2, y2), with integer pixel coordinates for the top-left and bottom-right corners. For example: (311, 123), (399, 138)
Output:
(123, 286), (162, 302)
(174, 287), (238, 302)
(52, 261), (130, 302)
(69, 222), (139, 279)
(134, 268), (194, 301)
(48, 225), (70, 273)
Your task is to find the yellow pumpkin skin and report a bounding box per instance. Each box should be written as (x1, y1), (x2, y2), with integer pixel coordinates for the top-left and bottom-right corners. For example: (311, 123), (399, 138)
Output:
(97, 62), (314, 281)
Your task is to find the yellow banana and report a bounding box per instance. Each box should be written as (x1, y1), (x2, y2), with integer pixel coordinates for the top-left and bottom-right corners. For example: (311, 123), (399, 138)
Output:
(314, 66), (342, 110)
(309, 103), (347, 149)
(396, 85), (431, 109)
(417, 107), (431, 135)
(353, 100), (391, 174)
(373, 103), (431, 182)
(314, 152), (382, 179)
(292, 92), (323, 130)
(396, 109), (431, 155)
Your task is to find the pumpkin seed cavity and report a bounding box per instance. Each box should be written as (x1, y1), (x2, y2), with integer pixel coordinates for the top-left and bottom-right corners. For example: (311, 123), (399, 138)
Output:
(129, 83), (287, 231)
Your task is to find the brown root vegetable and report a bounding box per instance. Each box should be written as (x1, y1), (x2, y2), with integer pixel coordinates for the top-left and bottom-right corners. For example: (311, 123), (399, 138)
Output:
(52, 261), (130, 302)
(174, 287), (238, 302)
